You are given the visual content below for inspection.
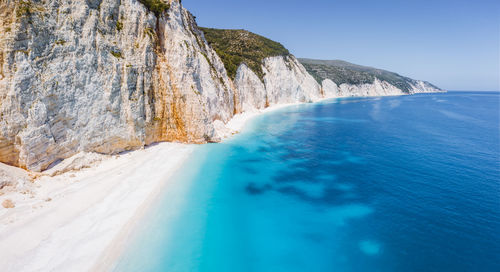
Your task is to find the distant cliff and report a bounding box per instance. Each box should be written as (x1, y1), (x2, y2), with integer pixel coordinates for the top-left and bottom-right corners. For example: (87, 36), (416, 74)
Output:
(0, 0), (441, 171)
(299, 58), (442, 97)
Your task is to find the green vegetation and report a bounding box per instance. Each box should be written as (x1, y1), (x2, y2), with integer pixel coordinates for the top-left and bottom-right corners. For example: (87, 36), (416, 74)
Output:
(16, 49), (30, 56)
(298, 59), (439, 93)
(191, 85), (200, 95)
(55, 39), (66, 46)
(138, 0), (170, 16)
(16, 1), (34, 17)
(144, 27), (157, 41)
(200, 28), (290, 81)
(16, 1), (45, 21)
(116, 20), (123, 31)
(110, 50), (123, 59)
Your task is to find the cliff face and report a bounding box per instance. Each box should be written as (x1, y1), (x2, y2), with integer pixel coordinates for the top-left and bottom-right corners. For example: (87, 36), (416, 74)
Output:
(233, 56), (322, 112)
(0, 1), (443, 171)
(1, 0), (143, 170)
(0, 0), (165, 171)
(0, 0), (322, 171)
(321, 77), (441, 98)
(299, 58), (443, 97)
(322, 78), (405, 97)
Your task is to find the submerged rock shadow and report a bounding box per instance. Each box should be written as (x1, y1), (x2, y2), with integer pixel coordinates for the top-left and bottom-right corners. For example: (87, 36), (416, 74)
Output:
(241, 145), (373, 209)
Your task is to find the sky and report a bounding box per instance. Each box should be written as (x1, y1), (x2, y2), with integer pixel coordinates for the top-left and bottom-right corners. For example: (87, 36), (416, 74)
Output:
(183, 0), (499, 91)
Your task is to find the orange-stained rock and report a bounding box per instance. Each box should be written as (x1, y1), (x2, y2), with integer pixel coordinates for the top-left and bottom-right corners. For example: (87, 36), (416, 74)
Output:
(2, 199), (14, 209)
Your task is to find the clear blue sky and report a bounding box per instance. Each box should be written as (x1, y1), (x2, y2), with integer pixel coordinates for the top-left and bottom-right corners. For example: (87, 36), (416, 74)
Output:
(183, 0), (499, 91)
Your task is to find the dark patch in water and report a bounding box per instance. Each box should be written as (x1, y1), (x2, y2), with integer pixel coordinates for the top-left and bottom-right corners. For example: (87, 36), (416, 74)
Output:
(245, 183), (272, 195)
(275, 186), (321, 203)
(273, 169), (322, 184)
(271, 182), (365, 207)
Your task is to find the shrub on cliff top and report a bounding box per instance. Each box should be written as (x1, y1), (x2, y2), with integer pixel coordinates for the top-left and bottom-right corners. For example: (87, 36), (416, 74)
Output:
(200, 28), (290, 81)
(138, 0), (170, 16)
(16, 1), (37, 18)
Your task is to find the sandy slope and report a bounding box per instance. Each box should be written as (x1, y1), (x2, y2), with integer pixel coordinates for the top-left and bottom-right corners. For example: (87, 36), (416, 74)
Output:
(0, 143), (194, 271)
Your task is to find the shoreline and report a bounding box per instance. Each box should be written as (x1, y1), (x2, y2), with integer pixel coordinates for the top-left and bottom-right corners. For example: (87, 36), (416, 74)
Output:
(91, 147), (193, 272)
(99, 101), (319, 271)
(0, 143), (194, 271)
(0, 99), (315, 272)
(94, 91), (449, 270)
(0, 92), (442, 271)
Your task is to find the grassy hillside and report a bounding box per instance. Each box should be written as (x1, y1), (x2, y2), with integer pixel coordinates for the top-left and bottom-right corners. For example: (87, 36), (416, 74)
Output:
(200, 28), (290, 81)
(299, 59), (439, 93)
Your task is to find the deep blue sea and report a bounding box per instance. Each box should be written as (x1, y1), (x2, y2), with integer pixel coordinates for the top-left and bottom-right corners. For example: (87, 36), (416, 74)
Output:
(115, 91), (500, 272)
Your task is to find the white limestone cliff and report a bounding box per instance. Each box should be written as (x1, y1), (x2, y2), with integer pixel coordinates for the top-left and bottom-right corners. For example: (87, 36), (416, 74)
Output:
(1, 0), (162, 171)
(233, 56), (322, 112)
(0, 0), (324, 171)
(321, 78), (442, 98)
(262, 56), (322, 105)
(409, 80), (443, 94)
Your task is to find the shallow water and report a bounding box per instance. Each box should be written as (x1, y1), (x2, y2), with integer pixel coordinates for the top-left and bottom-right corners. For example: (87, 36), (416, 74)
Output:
(115, 91), (500, 271)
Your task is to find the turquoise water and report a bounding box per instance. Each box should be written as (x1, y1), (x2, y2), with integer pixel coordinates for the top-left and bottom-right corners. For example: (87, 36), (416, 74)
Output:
(115, 91), (500, 271)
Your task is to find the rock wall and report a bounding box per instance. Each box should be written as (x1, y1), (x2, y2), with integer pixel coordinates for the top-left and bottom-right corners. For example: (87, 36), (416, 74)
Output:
(263, 56), (322, 105)
(0, 0), (324, 171)
(233, 56), (322, 112)
(0, 0), (173, 171)
(147, 1), (235, 144)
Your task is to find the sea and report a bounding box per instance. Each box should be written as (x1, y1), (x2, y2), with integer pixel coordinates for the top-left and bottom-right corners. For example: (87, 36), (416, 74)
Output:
(114, 91), (500, 272)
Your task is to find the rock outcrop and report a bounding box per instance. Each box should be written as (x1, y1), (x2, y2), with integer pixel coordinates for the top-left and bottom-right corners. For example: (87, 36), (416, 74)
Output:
(0, 161), (31, 190)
